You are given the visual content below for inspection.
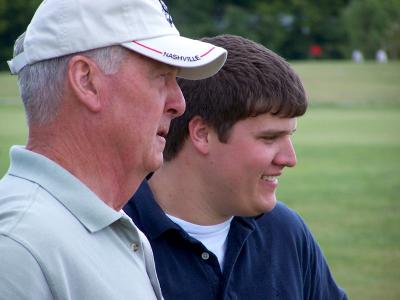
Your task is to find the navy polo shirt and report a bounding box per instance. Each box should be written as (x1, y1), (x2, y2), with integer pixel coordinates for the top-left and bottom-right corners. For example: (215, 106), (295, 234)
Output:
(124, 181), (348, 300)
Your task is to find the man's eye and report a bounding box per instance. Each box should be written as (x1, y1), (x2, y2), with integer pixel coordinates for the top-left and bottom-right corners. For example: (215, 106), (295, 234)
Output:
(261, 136), (277, 143)
(159, 72), (172, 82)
(263, 136), (277, 140)
(157, 74), (168, 84)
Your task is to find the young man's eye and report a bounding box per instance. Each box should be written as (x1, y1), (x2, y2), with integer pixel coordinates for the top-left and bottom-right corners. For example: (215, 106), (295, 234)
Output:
(261, 136), (277, 143)
(265, 134), (280, 139)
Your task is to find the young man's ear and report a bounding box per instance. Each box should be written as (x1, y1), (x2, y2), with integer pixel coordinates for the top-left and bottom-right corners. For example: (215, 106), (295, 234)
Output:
(188, 116), (211, 155)
(67, 55), (102, 112)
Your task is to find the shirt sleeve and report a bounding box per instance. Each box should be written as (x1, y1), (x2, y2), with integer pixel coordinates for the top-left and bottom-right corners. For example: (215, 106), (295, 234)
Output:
(298, 219), (349, 300)
(0, 234), (53, 300)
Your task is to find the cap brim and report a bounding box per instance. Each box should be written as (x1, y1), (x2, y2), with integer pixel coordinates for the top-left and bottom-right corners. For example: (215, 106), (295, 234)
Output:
(121, 35), (227, 80)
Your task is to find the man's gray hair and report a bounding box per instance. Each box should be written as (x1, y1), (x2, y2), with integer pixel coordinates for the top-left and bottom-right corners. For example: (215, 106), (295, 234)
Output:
(14, 33), (128, 125)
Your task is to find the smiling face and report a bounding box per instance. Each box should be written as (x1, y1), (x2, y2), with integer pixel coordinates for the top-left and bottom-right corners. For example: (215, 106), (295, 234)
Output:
(102, 51), (185, 176)
(205, 113), (297, 217)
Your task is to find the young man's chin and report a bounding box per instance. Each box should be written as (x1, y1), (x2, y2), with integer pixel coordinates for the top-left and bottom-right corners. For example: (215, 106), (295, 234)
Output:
(240, 198), (277, 217)
(258, 196), (277, 214)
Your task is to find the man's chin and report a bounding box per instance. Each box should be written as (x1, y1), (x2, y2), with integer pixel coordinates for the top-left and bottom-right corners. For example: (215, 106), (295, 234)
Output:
(240, 199), (277, 218)
(258, 196), (277, 214)
(146, 154), (164, 173)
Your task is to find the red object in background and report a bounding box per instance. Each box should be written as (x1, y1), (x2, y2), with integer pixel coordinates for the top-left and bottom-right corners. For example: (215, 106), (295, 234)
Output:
(310, 44), (323, 57)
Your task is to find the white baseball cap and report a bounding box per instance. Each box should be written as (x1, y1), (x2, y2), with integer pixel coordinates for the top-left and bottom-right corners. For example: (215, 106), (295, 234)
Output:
(7, 0), (227, 80)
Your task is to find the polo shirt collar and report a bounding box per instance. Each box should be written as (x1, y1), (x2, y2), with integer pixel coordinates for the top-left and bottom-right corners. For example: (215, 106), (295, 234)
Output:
(131, 180), (259, 239)
(8, 146), (122, 233)
(131, 180), (183, 240)
(233, 215), (257, 231)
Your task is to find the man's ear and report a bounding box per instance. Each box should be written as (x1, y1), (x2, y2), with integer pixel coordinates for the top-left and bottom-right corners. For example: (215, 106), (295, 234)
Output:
(188, 116), (211, 155)
(67, 55), (102, 112)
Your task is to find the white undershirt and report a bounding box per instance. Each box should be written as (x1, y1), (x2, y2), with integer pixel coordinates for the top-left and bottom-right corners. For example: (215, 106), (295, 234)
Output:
(166, 214), (233, 270)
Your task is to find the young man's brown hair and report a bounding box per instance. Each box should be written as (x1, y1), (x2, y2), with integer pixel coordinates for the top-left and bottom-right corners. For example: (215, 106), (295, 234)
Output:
(164, 34), (308, 161)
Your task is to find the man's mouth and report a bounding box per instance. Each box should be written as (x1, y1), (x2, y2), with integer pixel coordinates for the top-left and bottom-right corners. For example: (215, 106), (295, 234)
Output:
(157, 127), (168, 138)
(261, 175), (278, 183)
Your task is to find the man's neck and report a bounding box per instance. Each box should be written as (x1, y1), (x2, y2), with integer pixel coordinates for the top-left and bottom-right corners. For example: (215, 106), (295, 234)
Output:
(148, 160), (231, 225)
(26, 126), (142, 211)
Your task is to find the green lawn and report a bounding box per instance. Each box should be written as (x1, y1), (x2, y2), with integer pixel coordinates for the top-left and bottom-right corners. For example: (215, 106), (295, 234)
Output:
(0, 104), (27, 173)
(292, 60), (400, 106)
(0, 72), (20, 104)
(1, 61), (400, 299)
(278, 107), (400, 299)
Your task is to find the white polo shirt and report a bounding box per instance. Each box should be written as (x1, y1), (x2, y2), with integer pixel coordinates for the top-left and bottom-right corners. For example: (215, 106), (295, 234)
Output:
(0, 146), (163, 300)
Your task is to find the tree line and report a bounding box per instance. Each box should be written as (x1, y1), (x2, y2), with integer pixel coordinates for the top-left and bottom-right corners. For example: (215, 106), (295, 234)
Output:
(0, 0), (399, 70)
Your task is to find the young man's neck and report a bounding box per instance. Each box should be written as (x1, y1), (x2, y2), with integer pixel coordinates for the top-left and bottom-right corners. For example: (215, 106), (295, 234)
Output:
(148, 159), (231, 225)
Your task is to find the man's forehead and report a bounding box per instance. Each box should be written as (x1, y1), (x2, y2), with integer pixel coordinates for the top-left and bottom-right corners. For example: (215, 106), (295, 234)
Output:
(124, 50), (178, 73)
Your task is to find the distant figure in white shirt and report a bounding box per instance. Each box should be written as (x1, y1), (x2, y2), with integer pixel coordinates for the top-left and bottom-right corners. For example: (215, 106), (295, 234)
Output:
(376, 49), (388, 63)
(352, 49), (364, 63)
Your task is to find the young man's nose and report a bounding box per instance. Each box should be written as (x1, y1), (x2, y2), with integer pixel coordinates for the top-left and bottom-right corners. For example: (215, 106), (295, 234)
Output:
(274, 137), (297, 168)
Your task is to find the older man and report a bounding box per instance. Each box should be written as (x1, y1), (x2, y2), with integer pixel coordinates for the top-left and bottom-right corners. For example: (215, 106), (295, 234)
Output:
(0, 0), (226, 299)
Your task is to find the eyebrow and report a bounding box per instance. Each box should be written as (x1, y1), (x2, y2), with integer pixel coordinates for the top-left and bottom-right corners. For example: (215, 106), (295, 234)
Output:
(256, 128), (297, 137)
(155, 61), (177, 73)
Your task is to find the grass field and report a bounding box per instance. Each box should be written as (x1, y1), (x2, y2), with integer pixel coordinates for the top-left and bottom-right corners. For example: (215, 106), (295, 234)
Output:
(1, 61), (400, 299)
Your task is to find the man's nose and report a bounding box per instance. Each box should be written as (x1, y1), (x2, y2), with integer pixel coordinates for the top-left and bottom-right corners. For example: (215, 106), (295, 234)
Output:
(165, 80), (186, 118)
(274, 136), (297, 168)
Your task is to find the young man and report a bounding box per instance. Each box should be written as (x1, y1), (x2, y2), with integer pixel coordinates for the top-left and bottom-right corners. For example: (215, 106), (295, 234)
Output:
(0, 0), (226, 299)
(124, 35), (348, 299)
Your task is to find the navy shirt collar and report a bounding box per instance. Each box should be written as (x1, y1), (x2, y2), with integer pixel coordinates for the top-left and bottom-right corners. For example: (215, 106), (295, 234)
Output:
(125, 180), (258, 239)
(125, 180), (182, 240)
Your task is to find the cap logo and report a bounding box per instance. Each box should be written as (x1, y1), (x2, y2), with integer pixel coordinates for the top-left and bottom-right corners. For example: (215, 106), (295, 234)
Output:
(163, 52), (201, 62)
(159, 0), (173, 27)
